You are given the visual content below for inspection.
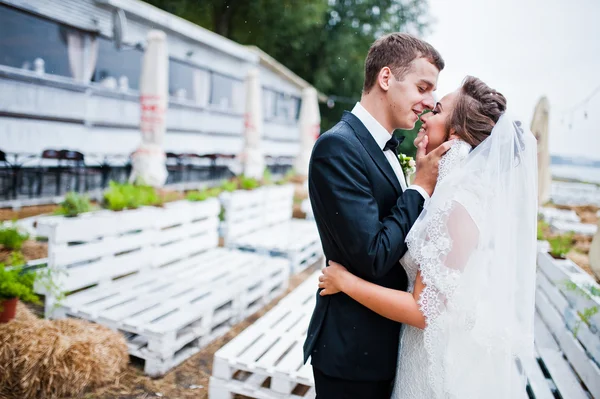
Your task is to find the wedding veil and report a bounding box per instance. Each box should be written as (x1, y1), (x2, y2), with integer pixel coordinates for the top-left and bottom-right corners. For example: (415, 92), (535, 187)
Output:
(406, 114), (538, 398)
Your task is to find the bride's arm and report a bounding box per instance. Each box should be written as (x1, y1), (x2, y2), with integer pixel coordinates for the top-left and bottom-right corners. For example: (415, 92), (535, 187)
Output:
(319, 203), (478, 330)
(319, 263), (427, 329)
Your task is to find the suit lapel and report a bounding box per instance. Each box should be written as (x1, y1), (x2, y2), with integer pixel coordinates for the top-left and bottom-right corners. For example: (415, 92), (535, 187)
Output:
(341, 111), (402, 196)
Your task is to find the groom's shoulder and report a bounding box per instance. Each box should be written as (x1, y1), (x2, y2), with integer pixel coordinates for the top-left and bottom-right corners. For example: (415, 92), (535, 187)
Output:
(313, 119), (360, 155)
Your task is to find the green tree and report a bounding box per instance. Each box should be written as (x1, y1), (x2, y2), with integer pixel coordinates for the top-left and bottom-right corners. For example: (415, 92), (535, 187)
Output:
(143, 0), (431, 134)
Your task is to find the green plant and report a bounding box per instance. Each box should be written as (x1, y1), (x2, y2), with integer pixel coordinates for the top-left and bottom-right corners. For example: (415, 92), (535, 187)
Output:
(186, 190), (209, 202)
(277, 169), (296, 185)
(537, 220), (549, 241)
(239, 175), (260, 190)
(562, 280), (599, 336)
(186, 187), (222, 202)
(0, 225), (30, 250)
(8, 251), (26, 267)
(220, 179), (238, 192)
(0, 263), (40, 305)
(103, 181), (160, 211)
(548, 233), (574, 258)
(54, 192), (93, 217)
(262, 168), (273, 185)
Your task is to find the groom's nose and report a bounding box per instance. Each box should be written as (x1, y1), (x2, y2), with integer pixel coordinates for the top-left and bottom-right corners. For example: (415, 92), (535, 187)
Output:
(422, 93), (435, 110)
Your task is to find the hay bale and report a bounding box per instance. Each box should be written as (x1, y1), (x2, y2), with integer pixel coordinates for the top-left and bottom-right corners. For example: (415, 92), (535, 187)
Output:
(0, 303), (129, 398)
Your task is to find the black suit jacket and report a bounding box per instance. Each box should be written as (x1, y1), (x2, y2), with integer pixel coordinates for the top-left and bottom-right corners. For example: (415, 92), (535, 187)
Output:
(303, 111), (425, 382)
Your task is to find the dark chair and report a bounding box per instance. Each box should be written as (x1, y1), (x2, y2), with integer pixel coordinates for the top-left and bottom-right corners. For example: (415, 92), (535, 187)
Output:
(60, 150), (101, 193)
(34, 149), (63, 197)
(166, 152), (185, 184)
(0, 150), (14, 200)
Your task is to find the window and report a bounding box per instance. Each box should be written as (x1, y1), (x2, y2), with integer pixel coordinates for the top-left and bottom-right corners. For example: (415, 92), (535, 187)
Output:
(92, 37), (143, 90)
(169, 59), (194, 100)
(210, 72), (235, 110)
(0, 4), (72, 77)
(263, 87), (301, 123)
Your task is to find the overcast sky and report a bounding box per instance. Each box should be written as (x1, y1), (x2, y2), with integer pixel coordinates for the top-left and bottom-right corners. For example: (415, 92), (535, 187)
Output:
(424, 0), (600, 159)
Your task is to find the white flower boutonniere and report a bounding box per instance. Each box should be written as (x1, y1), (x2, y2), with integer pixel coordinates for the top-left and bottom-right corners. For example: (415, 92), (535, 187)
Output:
(398, 153), (416, 180)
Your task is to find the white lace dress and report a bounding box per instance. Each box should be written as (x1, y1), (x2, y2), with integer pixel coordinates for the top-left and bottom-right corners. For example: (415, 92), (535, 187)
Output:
(392, 140), (472, 399)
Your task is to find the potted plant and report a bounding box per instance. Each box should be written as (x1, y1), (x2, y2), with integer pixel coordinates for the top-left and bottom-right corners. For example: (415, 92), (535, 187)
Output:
(0, 224), (29, 251)
(548, 232), (574, 259)
(54, 192), (94, 217)
(0, 263), (40, 323)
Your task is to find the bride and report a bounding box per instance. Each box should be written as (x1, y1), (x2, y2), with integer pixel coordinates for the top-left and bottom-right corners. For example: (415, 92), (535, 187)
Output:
(318, 76), (538, 398)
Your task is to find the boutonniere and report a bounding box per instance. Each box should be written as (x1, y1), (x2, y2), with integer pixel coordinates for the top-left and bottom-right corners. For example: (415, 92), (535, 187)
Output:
(398, 153), (416, 180)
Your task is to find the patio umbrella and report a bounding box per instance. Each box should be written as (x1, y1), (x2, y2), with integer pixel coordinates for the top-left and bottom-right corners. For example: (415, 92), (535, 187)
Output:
(129, 30), (168, 187)
(294, 87), (321, 178)
(240, 68), (264, 179)
(531, 96), (550, 205)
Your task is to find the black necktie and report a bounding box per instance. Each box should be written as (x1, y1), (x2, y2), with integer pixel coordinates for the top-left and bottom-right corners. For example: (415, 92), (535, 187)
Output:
(383, 136), (404, 154)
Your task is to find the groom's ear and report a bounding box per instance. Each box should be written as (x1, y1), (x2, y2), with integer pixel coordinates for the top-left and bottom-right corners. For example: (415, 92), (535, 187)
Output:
(378, 67), (392, 92)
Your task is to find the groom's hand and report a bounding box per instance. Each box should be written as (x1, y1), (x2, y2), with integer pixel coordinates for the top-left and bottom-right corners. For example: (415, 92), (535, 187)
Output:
(412, 137), (455, 196)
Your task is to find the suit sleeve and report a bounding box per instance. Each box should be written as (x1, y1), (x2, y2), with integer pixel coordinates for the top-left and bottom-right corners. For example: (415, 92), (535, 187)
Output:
(309, 132), (424, 280)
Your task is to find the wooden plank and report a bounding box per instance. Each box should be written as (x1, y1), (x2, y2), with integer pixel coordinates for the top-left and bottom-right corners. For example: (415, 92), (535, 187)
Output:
(521, 353), (554, 399)
(537, 271), (600, 365)
(538, 252), (600, 330)
(536, 290), (600, 397)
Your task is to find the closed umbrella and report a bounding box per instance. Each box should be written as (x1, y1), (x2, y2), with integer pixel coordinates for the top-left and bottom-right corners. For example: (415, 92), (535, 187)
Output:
(129, 30), (168, 187)
(531, 97), (550, 205)
(294, 87), (321, 178)
(240, 68), (264, 179)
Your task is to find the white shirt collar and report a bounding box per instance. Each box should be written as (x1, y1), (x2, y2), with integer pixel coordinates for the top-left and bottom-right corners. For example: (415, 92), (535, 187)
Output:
(351, 102), (393, 151)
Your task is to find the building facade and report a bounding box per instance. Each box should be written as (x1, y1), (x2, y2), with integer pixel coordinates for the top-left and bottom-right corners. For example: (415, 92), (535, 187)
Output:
(0, 0), (309, 160)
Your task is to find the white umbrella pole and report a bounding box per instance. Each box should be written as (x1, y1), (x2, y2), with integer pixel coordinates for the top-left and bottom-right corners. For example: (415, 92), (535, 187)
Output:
(294, 87), (321, 179)
(130, 30), (168, 187)
(241, 68), (264, 179)
(531, 97), (550, 205)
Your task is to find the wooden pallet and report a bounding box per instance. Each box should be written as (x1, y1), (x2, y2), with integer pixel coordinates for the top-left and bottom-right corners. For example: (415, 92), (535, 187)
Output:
(539, 206), (580, 223)
(210, 270), (321, 399)
(550, 220), (597, 236)
(35, 199), (289, 376)
(231, 219), (322, 275)
(221, 185), (322, 275)
(527, 249), (600, 398)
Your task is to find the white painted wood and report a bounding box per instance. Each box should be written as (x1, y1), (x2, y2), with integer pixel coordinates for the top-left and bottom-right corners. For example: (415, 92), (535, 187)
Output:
(551, 220), (598, 236)
(211, 272), (319, 398)
(537, 251), (600, 331)
(537, 271), (600, 364)
(522, 352), (554, 399)
(35, 198), (289, 376)
(539, 207), (581, 223)
(536, 290), (600, 398)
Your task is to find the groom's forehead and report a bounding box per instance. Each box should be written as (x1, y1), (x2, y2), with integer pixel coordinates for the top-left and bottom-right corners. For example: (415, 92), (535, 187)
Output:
(410, 58), (439, 89)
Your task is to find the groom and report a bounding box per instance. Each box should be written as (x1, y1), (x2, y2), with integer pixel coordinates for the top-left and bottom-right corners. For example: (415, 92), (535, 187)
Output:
(304, 33), (451, 398)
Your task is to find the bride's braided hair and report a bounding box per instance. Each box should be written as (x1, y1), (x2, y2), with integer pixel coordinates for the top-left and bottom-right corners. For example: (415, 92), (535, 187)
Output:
(446, 76), (507, 147)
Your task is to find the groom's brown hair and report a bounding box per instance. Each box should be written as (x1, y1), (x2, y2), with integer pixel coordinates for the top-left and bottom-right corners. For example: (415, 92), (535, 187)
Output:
(363, 33), (444, 94)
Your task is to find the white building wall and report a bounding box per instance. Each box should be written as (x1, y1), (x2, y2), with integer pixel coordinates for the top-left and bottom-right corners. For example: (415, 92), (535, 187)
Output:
(0, 0), (308, 159)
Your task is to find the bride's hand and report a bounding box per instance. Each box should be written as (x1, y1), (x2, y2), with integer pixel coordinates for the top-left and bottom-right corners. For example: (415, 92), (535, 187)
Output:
(318, 261), (350, 296)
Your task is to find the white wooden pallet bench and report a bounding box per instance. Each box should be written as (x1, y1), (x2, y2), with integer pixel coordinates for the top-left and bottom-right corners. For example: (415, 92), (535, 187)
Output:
(550, 220), (598, 236)
(209, 270), (321, 399)
(526, 249), (600, 398)
(221, 185), (323, 275)
(539, 207), (581, 224)
(35, 199), (289, 376)
(551, 181), (600, 207)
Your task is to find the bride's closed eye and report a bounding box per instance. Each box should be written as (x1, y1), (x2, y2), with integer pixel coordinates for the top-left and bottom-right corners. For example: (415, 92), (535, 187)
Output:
(431, 103), (442, 115)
